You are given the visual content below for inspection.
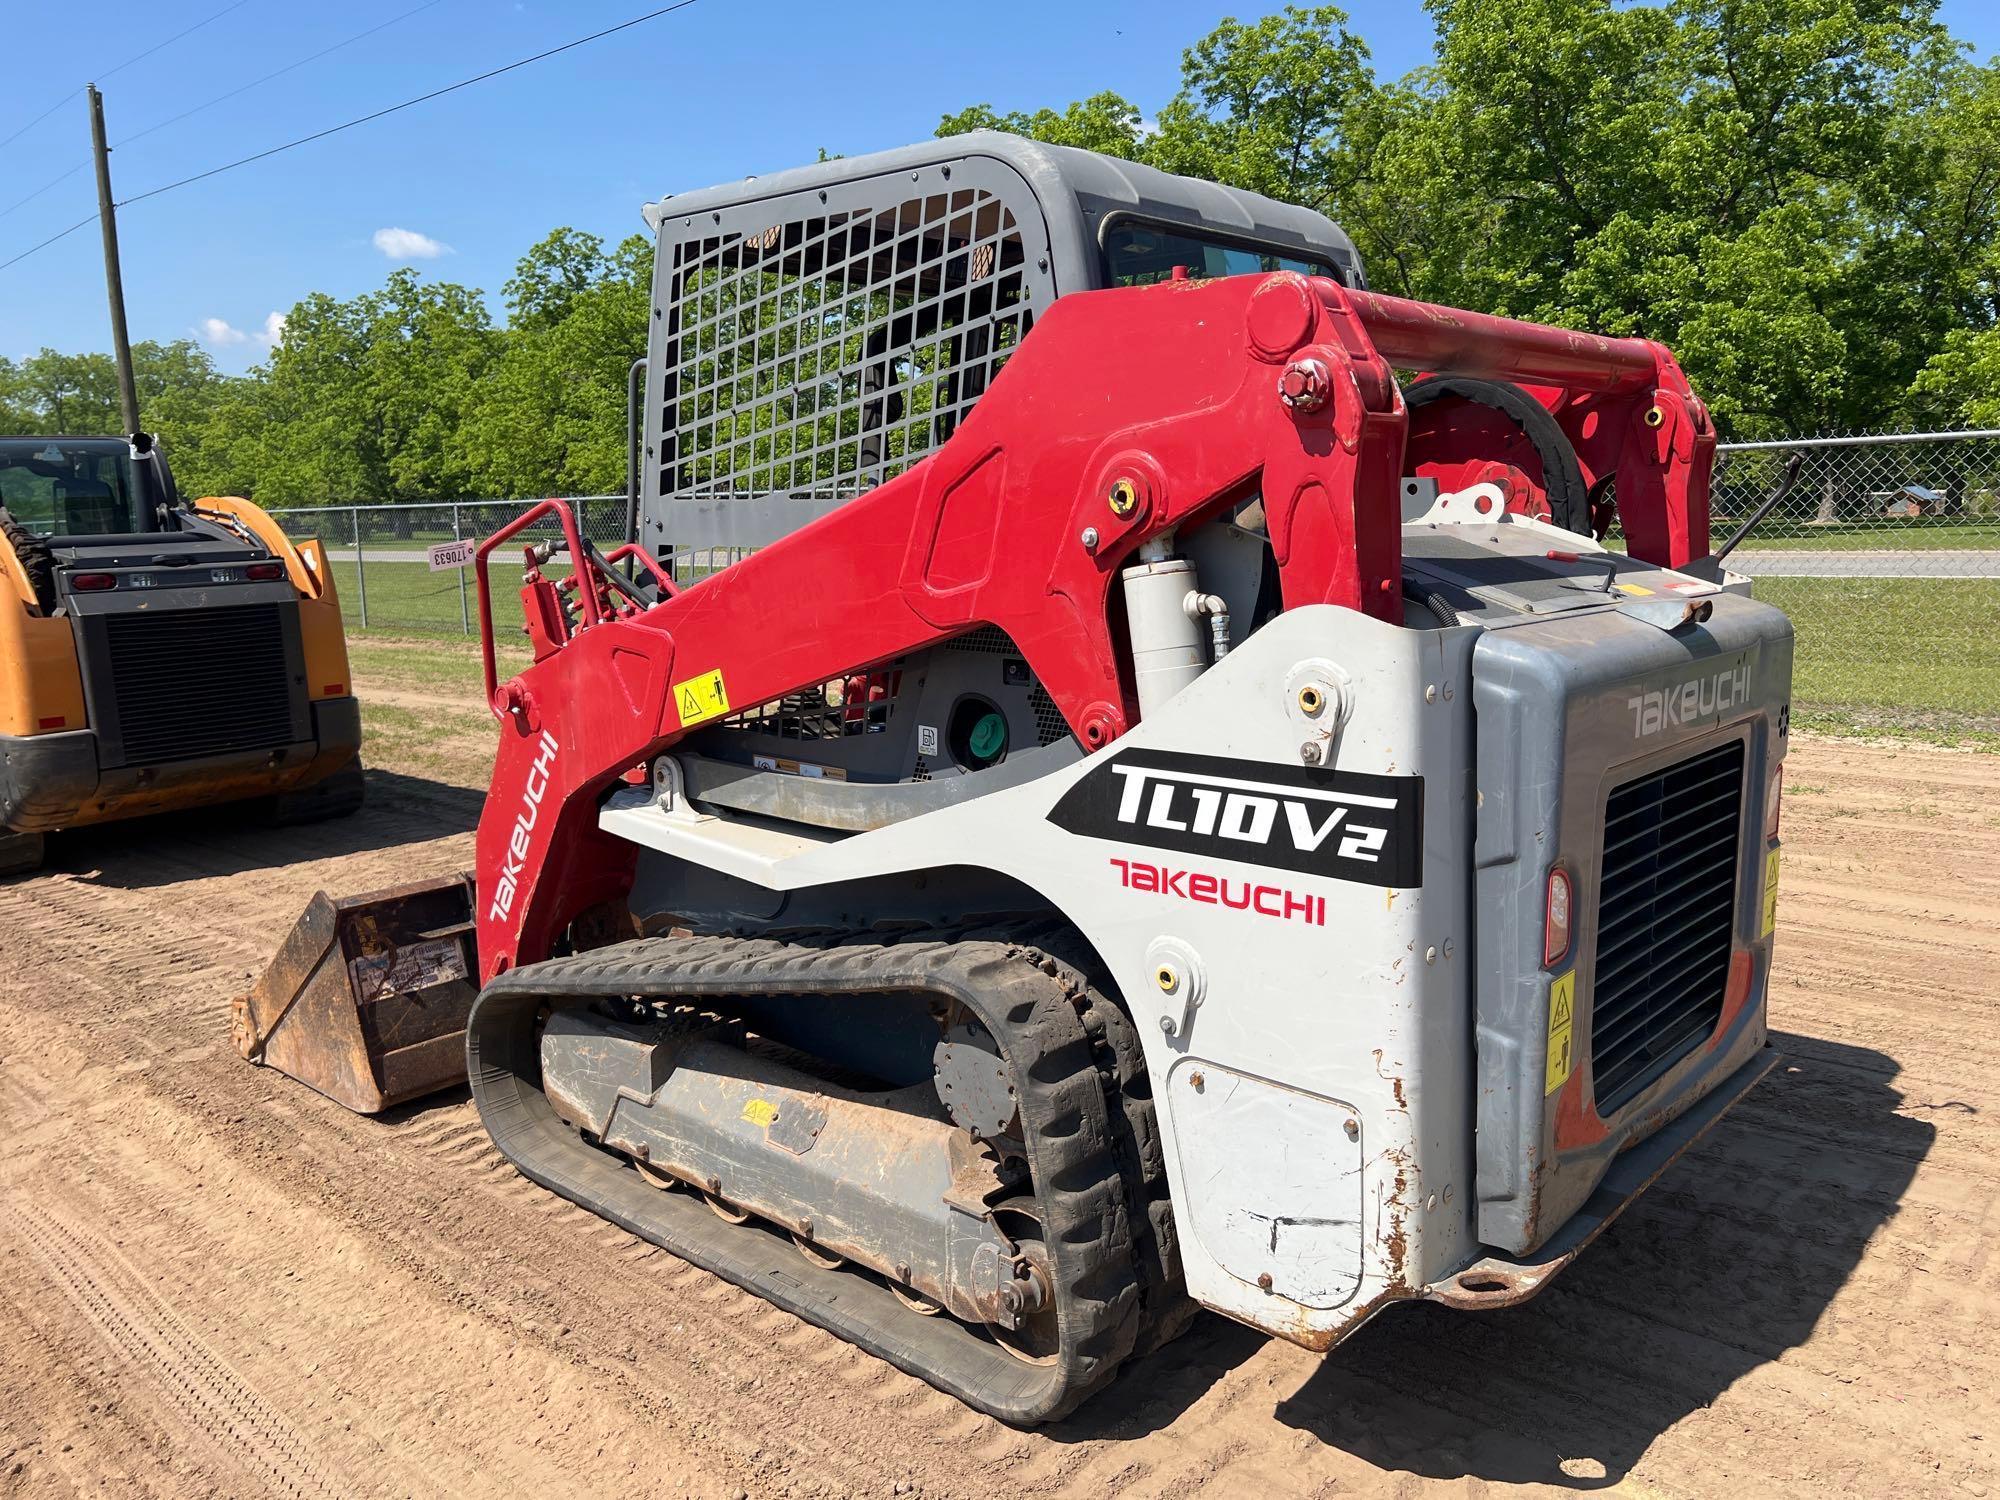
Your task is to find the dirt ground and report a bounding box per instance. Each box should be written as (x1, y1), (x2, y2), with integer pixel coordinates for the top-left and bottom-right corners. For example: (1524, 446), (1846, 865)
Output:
(2, 654), (1995, 1498)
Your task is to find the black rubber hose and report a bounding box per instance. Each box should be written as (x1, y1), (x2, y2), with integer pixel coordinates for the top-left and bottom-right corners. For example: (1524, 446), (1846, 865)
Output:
(1403, 575), (1463, 628)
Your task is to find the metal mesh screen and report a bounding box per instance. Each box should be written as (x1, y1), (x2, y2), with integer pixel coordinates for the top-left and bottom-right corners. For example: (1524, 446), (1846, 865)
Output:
(657, 189), (1032, 507)
(1590, 740), (1745, 1113)
(944, 625), (1018, 655)
(714, 667), (904, 743)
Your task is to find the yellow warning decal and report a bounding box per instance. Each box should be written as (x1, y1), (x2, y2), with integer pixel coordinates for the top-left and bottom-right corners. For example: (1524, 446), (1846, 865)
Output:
(1615, 581), (1655, 597)
(1761, 848), (1781, 937)
(741, 1098), (778, 1127)
(673, 668), (730, 728)
(1545, 970), (1576, 1096)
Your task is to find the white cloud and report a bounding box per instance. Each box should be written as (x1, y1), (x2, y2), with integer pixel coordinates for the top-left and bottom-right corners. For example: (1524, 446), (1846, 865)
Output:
(197, 311), (286, 351)
(372, 226), (451, 261)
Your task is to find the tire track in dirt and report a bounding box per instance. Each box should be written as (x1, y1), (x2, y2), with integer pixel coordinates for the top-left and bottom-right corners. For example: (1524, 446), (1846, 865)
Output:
(3, 1203), (344, 1499)
(0, 733), (1995, 1497)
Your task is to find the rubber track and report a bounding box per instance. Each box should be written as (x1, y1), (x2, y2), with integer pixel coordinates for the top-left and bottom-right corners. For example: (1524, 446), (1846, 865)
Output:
(1036, 933), (1197, 1358)
(265, 758), (367, 826)
(467, 930), (1145, 1425)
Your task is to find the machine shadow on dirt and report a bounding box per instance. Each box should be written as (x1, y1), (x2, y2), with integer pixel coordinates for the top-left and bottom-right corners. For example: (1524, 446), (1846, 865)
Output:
(26, 767), (483, 889)
(1242, 1033), (1934, 1487)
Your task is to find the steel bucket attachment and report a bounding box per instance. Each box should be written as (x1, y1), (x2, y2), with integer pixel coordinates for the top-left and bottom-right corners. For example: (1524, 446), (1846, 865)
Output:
(233, 875), (477, 1113)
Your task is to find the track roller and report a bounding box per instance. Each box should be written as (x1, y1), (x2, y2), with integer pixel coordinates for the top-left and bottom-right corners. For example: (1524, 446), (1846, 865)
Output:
(466, 931), (1161, 1425)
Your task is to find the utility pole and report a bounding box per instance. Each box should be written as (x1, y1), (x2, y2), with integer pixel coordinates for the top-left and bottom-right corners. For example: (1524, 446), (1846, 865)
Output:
(87, 84), (141, 435)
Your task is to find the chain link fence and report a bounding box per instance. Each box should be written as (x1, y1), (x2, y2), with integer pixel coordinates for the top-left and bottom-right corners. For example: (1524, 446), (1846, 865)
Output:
(272, 428), (2000, 734)
(1706, 430), (1999, 734)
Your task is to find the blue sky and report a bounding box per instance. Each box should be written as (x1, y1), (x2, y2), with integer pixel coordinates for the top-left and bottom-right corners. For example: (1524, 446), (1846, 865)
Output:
(3, 0), (1995, 375)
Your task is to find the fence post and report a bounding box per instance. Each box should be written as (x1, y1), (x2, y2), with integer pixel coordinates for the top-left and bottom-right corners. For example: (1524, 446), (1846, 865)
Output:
(454, 503), (469, 635)
(352, 506), (369, 629)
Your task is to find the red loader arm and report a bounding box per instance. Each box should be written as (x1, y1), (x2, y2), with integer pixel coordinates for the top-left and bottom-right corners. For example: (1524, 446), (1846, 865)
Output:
(472, 271), (1714, 981)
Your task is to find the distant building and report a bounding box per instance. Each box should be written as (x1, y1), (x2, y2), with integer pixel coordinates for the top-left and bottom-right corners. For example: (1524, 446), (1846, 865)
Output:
(1872, 484), (1946, 517)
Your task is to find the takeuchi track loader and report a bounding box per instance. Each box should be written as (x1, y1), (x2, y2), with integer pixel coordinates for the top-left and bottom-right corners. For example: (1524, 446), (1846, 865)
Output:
(240, 134), (1792, 1423)
(0, 433), (363, 874)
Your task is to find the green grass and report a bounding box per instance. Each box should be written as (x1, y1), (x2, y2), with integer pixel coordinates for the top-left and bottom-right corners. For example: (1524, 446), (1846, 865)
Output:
(327, 558), (559, 680)
(334, 569), (2000, 750)
(330, 557), (485, 632)
(345, 632), (489, 695)
(1726, 518), (2000, 551)
(1754, 576), (2000, 744)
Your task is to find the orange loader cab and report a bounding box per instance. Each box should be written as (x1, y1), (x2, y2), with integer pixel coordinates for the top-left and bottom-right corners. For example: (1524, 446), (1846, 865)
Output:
(0, 433), (363, 874)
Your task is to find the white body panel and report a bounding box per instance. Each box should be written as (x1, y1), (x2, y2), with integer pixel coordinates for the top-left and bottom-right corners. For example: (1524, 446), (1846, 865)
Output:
(601, 606), (1479, 1344)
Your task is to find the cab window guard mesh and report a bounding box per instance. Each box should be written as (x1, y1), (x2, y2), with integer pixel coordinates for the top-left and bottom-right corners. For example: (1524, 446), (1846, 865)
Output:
(659, 189), (1031, 505)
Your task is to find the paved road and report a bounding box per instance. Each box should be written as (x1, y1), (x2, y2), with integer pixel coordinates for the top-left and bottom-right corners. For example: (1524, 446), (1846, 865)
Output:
(1727, 548), (2000, 578)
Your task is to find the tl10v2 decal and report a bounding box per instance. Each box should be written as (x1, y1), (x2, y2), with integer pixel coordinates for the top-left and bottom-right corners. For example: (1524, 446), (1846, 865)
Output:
(1046, 748), (1424, 888)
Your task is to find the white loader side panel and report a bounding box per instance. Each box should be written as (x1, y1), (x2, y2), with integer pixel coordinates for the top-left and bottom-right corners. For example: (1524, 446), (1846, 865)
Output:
(601, 606), (1479, 1345)
(1169, 1064), (1366, 1308)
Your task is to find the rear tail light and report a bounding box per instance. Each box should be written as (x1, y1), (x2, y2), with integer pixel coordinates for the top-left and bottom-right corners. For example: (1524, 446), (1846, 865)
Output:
(246, 561), (286, 581)
(1766, 763), (1783, 839)
(1544, 865), (1573, 968)
(70, 572), (115, 591)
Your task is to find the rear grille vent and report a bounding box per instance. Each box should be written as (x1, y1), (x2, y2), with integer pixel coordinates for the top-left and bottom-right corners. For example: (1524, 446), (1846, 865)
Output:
(104, 604), (298, 765)
(1028, 683), (1070, 747)
(1589, 740), (1745, 1112)
(947, 625), (1015, 655)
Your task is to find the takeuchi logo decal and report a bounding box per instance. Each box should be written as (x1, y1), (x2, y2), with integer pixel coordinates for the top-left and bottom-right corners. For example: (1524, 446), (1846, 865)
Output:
(488, 729), (559, 924)
(1628, 663), (1752, 739)
(1047, 748), (1424, 888)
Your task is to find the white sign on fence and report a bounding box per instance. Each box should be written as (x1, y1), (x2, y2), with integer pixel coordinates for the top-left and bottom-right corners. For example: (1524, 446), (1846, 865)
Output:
(427, 540), (475, 571)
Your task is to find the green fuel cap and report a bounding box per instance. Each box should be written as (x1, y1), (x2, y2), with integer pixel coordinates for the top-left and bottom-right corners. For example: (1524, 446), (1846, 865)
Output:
(968, 712), (1008, 765)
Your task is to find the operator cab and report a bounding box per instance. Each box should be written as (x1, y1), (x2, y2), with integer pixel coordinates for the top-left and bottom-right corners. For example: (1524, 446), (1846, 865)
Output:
(635, 130), (1366, 558)
(0, 435), (165, 537)
(624, 133), (1381, 812)
(0, 433), (287, 601)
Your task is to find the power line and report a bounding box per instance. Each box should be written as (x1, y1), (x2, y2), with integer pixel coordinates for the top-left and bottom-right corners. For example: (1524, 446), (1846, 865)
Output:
(0, 90), (80, 153)
(0, 0), (703, 273)
(0, 1), (258, 152)
(119, 0), (702, 210)
(2, 0), (451, 227)
(96, 0), (259, 86)
(120, 0), (452, 151)
(0, 163), (86, 225)
(0, 212), (99, 275)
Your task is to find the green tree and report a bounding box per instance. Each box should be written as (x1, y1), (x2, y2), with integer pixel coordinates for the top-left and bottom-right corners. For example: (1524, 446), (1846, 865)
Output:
(5, 349), (124, 432)
(939, 91), (1150, 159)
(0, 359), (26, 431)
(940, 0), (1992, 437)
(222, 270), (500, 507)
(1146, 6), (1378, 210)
(0, 340), (236, 473)
(459, 231), (652, 497)
(1911, 327), (2000, 426)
